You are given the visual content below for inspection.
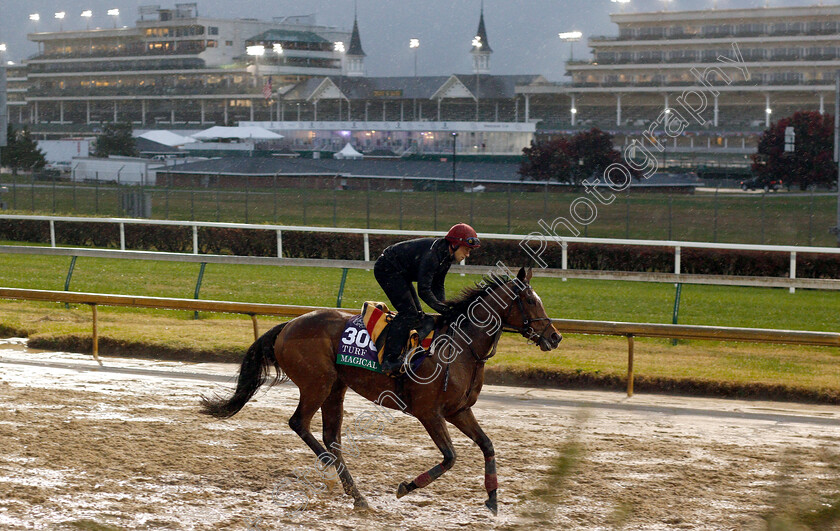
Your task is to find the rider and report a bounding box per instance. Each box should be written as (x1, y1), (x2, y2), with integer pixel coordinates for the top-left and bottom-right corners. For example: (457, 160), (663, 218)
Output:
(373, 223), (481, 377)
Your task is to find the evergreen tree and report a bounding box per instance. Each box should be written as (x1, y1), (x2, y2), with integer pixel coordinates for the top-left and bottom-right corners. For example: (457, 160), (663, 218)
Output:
(94, 121), (138, 158)
(0, 124), (46, 175)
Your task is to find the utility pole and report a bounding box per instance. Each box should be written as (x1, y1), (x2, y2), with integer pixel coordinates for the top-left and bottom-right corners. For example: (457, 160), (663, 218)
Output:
(0, 61), (6, 169)
(451, 132), (458, 182)
(834, 72), (840, 245)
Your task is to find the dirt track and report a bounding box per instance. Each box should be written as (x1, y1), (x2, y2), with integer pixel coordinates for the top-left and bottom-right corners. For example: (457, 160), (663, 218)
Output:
(0, 338), (839, 530)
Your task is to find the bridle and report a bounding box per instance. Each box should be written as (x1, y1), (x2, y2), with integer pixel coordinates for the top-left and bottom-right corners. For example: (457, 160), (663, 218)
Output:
(500, 281), (554, 349)
(443, 279), (555, 395)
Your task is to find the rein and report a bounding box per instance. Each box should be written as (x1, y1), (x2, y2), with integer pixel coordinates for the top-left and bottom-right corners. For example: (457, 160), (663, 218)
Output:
(439, 279), (552, 394)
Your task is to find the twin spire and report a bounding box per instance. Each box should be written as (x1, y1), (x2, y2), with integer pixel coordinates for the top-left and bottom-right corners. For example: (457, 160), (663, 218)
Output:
(470, 4), (492, 74)
(345, 3), (492, 77)
(344, 14), (366, 77)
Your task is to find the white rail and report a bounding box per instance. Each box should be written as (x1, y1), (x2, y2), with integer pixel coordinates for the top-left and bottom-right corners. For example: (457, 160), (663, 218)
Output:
(3, 215), (839, 291)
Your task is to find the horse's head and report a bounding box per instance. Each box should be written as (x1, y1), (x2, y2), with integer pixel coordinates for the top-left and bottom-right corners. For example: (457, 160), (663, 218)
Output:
(503, 267), (562, 352)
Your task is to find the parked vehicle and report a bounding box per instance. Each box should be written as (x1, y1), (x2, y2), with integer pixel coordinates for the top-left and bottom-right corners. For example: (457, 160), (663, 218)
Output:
(740, 177), (783, 192)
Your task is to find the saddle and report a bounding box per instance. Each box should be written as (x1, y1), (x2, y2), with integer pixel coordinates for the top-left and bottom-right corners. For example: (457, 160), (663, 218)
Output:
(361, 302), (436, 364)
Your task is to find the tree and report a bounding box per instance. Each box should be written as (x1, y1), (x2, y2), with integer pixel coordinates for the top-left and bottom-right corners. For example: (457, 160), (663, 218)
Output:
(752, 111), (836, 190)
(94, 121), (138, 158)
(569, 128), (622, 184)
(519, 137), (575, 183)
(519, 128), (622, 185)
(0, 124), (46, 175)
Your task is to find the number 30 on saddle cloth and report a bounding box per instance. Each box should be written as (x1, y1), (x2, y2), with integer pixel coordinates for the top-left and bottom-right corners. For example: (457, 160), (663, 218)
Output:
(336, 302), (435, 374)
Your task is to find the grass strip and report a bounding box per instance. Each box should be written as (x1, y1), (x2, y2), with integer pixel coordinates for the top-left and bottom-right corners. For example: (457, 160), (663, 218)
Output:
(1, 300), (838, 404)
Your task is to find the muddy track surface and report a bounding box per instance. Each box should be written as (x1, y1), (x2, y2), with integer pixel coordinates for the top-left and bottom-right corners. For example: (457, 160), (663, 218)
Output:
(0, 339), (838, 530)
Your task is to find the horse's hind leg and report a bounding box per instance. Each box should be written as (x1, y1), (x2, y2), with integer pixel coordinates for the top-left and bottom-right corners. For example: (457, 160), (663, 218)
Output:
(396, 415), (456, 499)
(447, 408), (498, 515)
(286, 382), (335, 503)
(321, 381), (369, 510)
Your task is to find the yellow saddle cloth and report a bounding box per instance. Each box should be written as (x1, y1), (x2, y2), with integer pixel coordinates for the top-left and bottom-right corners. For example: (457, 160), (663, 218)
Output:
(361, 301), (435, 364)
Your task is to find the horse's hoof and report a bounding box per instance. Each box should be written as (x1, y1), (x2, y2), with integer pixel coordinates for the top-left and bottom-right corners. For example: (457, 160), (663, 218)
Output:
(354, 497), (370, 511)
(485, 490), (498, 515)
(485, 498), (498, 515)
(396, 481), (410, 499)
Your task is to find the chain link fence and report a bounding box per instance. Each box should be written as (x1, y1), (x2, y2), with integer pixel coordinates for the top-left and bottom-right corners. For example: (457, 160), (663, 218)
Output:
(0, 171), (836, 246)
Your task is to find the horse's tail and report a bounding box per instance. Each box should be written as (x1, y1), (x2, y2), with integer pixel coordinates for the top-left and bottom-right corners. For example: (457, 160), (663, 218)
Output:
(199, 321), (289, 419)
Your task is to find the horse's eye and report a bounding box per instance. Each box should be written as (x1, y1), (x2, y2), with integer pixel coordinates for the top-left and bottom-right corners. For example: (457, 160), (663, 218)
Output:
(526, 297), (536, 305)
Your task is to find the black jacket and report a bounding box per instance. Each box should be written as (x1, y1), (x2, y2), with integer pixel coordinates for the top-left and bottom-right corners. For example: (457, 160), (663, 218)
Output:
(377, 237), (453, 313)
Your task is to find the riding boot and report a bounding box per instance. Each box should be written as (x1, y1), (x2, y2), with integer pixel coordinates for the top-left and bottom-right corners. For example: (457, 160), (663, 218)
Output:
(380, 313), (416, 377)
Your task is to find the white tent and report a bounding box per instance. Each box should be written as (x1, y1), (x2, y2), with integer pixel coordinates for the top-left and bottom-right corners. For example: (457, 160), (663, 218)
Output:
(137, 130), (194, 147)
(334, 143), (363, 160)
(191, 126), (283, 141)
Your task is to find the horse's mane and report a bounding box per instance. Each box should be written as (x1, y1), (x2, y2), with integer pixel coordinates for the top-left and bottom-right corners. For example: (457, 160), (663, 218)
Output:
(441, 273), (512, 326)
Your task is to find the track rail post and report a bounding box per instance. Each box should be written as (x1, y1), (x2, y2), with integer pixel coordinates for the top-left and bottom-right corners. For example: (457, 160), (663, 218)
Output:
(63, 256), (77, 309)
(251, 314), (259, 341)
(193, 262), (206, 320)
(336, 268), (349, 308)
(91, 303), (101, 365)
(627, 334), (635, 397)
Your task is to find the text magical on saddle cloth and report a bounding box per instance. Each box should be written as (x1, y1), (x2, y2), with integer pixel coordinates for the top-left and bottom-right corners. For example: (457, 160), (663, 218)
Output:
(336, 314), (431, 374)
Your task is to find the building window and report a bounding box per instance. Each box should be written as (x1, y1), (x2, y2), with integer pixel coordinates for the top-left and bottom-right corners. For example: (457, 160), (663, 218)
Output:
(742, 48), (765, 61)
(226, 40), (233, 47)
(207, 40), (217, 48)
(595, 52), (616, 63)
(668, 50), (696, 62)
(638, 27), (665, 39)
(209, 26), (219, 35)
(701, 50), (718, 62)
(618, 27), (635, 39)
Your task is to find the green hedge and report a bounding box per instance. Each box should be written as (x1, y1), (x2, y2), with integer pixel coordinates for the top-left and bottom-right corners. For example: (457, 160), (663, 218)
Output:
(1, 219), (837, 278)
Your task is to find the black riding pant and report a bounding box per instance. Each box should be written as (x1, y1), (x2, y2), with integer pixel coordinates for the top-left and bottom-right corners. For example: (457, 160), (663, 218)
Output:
(373, 259), (423, 320)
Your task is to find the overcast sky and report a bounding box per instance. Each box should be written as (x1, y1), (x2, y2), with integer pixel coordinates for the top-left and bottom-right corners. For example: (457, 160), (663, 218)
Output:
(0, 0), (826, 80)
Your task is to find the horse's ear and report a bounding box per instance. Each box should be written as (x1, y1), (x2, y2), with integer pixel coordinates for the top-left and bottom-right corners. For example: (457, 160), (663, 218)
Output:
(517, 266), (529, 283)
(526, 267), (533, 282)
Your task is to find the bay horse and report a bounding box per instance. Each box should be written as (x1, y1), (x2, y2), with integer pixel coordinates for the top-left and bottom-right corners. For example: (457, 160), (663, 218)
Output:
(200, 267), (561, 514)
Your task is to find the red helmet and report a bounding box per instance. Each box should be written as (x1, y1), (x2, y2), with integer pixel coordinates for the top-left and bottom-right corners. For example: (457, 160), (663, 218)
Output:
(445, 223), (481, 248)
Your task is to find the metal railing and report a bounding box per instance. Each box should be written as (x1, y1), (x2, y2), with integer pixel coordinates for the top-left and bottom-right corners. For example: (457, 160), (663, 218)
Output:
(2, 245), (840, 292)
(0, 287), (837, 397)
(3, 215), (840, 292)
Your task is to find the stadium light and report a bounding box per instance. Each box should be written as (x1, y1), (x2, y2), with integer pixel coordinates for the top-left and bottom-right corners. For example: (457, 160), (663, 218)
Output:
(558, 31), (583, 40)
(409, 38), (420, 77)
(246, 45), (265, 56)
(108, 8), (119, 28)
(611, 0), (631, 11)
(81, 10), (92, 30)
(559, 31), (583, 61)
(247, 45), (265, 83)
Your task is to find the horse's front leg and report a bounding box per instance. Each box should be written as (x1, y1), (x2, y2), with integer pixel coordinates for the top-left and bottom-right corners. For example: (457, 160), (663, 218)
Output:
(447, 408), (497, 515)
(396, 415), (456, 498)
